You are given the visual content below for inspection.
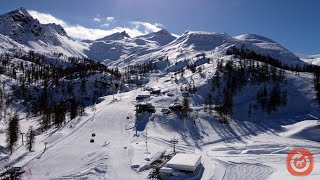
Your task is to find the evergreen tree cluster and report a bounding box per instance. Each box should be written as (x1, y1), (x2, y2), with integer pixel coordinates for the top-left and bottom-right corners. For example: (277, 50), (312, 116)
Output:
(123, 61), (158, 85)
(256, 84), (287, 114)
(206, 56), (288, 123)
(6, 114), (20, 154)
(0, 50), (123, 130)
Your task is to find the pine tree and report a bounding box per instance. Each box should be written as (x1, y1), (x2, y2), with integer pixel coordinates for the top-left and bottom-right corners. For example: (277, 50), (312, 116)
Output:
(54, 101), (67, 127)
(26, 126), (35, 152)
(70, 97), (78, 120)
(281, 89), (287, 106)
(268, 84), (281, 113)
(261, 84), (268, 110)
(208, 94), (213, 115)
(182, 97), (190, 120)
(42, 107), (52, 130)
(79, 102), (85, 116)
(6, 114), (20, 155)
(248, 103), (252, 117)
(203, 99), (208, 113)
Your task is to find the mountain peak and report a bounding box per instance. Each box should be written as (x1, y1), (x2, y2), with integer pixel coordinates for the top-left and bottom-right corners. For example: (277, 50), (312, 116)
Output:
(6, 7), (32, 18)
(0, 7), (35, 26)
(97, 31), (130, 41)
(135, 29), (176, 46)
(120, 31), (130, 38)
(155, 29), (170, 35)
(14, 7), (29, 15)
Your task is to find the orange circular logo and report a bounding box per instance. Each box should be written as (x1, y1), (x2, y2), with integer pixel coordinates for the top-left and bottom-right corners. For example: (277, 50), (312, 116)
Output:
(287, 148), (313, 176)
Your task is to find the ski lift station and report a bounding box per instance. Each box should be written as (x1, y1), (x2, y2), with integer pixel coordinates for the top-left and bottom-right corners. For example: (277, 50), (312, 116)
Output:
(159, 153), (202, 178)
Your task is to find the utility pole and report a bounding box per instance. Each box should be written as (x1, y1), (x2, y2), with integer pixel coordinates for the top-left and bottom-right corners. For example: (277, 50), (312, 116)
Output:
(145, 129), (148, 153)
(170, 138), (178, 154)
(20, 132), (25, 145)
(135, 106), (138, 137)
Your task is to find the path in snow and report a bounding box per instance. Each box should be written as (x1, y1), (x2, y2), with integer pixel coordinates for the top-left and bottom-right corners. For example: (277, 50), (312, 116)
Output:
(22, 91), (145, 180)
(210, 160), (274, 180)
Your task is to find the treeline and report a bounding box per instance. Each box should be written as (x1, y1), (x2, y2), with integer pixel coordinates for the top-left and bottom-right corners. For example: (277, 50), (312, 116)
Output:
(226, 46), (320, 73)
(0, 50), (122, 85)
(125, 61), (157, 75)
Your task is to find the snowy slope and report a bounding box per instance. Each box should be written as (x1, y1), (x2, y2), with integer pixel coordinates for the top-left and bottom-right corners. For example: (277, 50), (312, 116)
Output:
(1, 50), (317, 179)
(85, 34), (160, 62)
(21, 94), (145, 179)
(85, 29), (176, 62)
(137, 29), (176, 46)
(104, 31), (306, 68)
(0, 34), (30, 54)
(235, 34), (304, 65)
(297, 54), (320, 65)
(13, 72), (320, 179)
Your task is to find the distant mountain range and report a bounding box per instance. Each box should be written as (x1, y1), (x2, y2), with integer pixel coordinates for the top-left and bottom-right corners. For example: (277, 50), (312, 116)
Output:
(0, 7), (316, 67)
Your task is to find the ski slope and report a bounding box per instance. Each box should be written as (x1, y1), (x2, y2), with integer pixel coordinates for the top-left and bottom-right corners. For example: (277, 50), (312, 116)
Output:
(19, 91), (145, 179)
(10, 70), (318, 180)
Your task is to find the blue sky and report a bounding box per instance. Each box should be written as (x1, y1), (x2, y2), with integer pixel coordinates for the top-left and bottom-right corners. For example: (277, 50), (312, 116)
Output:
(0, 0), (319, 54)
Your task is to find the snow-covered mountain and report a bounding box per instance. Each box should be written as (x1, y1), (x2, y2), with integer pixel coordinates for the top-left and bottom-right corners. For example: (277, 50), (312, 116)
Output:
(105, 30), (306, 69)
(137, 29), (176, 46)
(156, 31), (304, 66)
(0, 7), (88, 57)
(234, 34), (303, 65)
(85, 29), (176, 62)
(296, 53), (320, 65)
(96, 31), (131, 41)
(0, 7), (310, 67)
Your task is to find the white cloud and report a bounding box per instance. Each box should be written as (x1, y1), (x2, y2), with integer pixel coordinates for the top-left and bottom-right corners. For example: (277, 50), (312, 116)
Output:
(100, 23), (109, 27)
(27, 10), (166, 40)
(28, 10), (67, 26)
(131, 21), (164, 33)
(106, 16), (115, 22)
(93, 17), (101, 22)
